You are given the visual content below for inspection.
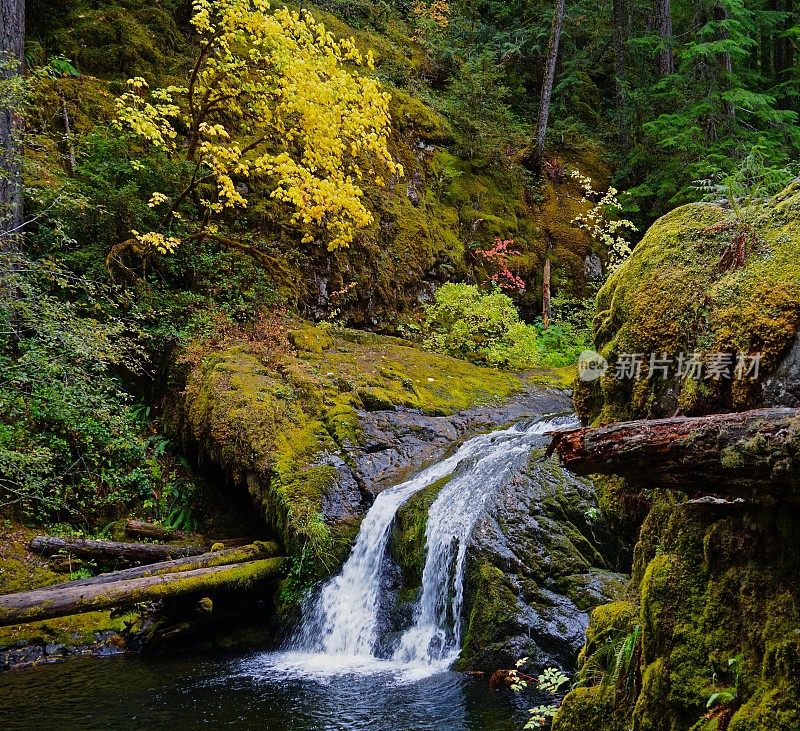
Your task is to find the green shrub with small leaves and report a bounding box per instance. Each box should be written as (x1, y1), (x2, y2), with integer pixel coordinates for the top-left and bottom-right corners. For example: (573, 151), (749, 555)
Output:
(422, 283), (540, 369)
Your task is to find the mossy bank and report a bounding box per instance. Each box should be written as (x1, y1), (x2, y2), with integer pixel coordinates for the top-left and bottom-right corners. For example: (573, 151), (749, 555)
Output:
(166, 322), (535, 583)
(556, 185), (800, 730)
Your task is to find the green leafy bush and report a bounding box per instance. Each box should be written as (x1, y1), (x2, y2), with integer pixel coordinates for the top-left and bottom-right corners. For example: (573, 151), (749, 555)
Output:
(0, 254), (152, 522)
(422, 283), (540, 368)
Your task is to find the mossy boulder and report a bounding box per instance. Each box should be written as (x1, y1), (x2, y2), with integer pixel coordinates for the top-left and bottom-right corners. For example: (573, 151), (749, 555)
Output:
(576, 184), (800, 423)
(552, 686), (624, 731)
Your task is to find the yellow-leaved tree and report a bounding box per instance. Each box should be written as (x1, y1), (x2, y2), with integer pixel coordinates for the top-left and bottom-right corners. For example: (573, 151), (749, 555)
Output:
(108, 0), (402, 269)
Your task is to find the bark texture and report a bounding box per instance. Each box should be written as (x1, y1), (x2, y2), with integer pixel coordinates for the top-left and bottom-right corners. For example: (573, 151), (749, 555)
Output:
(0, 0), (24, 240)
(550, 408), (800, 495)
(654, 0), (674, 76)
(532, 0), (566, 167)
(29, 536), (206, 564)
(0, 558), (284, 626)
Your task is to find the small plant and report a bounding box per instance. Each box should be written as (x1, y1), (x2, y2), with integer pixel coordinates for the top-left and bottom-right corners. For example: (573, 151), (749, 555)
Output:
(495, 660), (570, 728)
(577, 623), (642, 704)
(704, 654), (743, 721)
(474, 238), (526, 291)
(571, 170), (637, 274)
(694, 146), (797, 272)
(584, 506), (600, 521)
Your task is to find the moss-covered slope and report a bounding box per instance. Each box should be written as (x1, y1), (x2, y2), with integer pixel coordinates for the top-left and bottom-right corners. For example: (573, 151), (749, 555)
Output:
(168, 323), (525, 571)
(576, 184), (800, 423)
(554, 502), (800, 731)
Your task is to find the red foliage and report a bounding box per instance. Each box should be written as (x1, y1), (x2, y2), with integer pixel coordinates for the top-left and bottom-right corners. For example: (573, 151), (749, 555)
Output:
(475, 238), (526, 291)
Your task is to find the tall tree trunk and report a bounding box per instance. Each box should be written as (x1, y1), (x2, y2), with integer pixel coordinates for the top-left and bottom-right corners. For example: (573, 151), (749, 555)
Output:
(542, 258), (551, 329)
(715, 1), (736, 119)
(776, 0), (794, 107)
(0, 0), (24, 244)
(530, 0), (566, 169)
(542, 231), (554, 329)
(653, 0), (674, 76)
(613, 0), (629, 145)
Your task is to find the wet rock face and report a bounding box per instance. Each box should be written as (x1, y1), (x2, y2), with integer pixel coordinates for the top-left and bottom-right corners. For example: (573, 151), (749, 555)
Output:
(456, 455), (627, 672)
(346, 387), (574, 495)
(763, 334), (800, 408)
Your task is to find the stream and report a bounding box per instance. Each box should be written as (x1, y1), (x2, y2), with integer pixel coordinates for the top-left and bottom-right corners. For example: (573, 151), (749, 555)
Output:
(0, 417), (574, 730)
(0, 638), (523, 730)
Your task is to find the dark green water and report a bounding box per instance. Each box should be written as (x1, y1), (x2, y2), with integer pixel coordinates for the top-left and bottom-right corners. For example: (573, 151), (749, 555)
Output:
(0, 639), (523, 731)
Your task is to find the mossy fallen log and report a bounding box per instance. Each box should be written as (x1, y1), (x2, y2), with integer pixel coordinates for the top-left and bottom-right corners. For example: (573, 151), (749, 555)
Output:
(0, 557), (285, 627)
(550, 407), (800, 495)
(29, 536), (206, 565)
(124, 519), (187, 541)
(44, 542), (282, 591)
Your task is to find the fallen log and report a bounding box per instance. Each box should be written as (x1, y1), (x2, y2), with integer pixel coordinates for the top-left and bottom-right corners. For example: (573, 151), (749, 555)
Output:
(207, 537), (258, 549)
(44, 541), (282, 591)
(29, 536), (206, 565)
(124, 519), (187, 541)
(0, 557), (284, 627)
(549, 407), (800, 495)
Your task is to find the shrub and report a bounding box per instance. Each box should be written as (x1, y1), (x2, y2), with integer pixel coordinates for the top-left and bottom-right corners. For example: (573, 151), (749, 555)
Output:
(422, 283), (539, 368)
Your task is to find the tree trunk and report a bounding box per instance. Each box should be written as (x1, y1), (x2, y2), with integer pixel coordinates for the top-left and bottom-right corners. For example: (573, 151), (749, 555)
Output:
(714, 1), (736, 119)
(0, 558), (284, 627)
(125, 519), (188, 541)
(761, 5), (774, 78)
(613, 0), (629, 145)
(45, 542), (281, 591)
(653, 0), (674, 76)
(549, 407), (800, 495)
(531, 0), (566, 169)
(0, 0), (25, 242)
(29, 536), (206, 565)
(542, 257), (552, 329)
(776, 0), (794, 108)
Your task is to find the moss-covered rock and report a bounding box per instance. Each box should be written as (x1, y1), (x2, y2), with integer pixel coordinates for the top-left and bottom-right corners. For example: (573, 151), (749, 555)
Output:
(558, 502), (800, 731)
(552, 686), (624, 731)
(168, 323), (526, 579)
(452, 451), (627, 672)
(577, 184), (800, 423)
(388, 475), (450, 598)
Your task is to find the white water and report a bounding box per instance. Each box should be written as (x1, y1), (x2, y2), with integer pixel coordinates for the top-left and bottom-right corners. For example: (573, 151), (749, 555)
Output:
(280, 415), (575, 680)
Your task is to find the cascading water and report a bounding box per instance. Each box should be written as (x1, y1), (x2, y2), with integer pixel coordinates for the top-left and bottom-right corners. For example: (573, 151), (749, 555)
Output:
(283, 415), (576, 677)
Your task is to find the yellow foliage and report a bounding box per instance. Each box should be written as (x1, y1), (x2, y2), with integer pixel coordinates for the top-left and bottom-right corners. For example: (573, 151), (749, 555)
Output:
(114, 0), (402, 254)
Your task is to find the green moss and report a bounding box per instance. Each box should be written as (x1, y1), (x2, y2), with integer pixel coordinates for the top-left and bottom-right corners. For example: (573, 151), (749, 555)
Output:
(729, 685), (800, 730)
(45, 3), (185, 77)
(0, 610), (130, 651)
(584, 184), (800, 422)
(566, 501), (800, 731)
(388, 475), (451, 590)
(453, 559), (519, 671)
(585, 600), (637, 648)
(0, 526), (62, 595)
(552, 686), (624, 731)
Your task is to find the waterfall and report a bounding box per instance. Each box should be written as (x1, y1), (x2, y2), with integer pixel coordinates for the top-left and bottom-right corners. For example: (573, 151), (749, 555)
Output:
(287, 415), (575, 674)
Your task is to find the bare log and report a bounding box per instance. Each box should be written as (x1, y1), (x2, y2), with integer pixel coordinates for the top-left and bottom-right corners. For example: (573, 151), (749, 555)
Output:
(125, 519), (187, 541)
(549, 407), (800, 495)
(29, 536), (206, 565)
(45, 542), (282, 590)
(0, 558), (284, 627)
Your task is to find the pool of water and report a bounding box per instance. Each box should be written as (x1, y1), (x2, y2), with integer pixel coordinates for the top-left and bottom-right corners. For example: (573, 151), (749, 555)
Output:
(0, 638), (524, 731)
